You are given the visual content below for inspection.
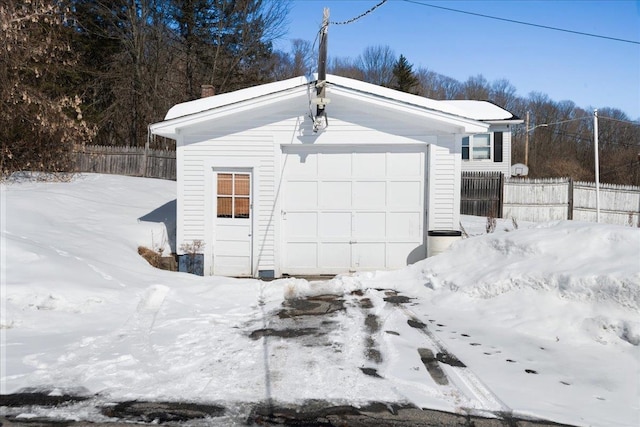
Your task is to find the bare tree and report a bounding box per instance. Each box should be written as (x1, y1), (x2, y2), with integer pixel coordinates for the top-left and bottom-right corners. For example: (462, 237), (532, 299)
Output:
(490, 79), (519, 112)
(270, 39), (315, 80)
(328, 56), (364, 80)
(356, 45), (396, 86)
(436, 74), (463, 99)
(462, 74), (490, 100)
(1, 0), (94, 176)
(290, 39), (315, 77)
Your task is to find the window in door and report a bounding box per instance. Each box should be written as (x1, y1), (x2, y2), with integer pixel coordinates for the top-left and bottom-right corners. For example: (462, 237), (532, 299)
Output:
(217, 173), (250, 218)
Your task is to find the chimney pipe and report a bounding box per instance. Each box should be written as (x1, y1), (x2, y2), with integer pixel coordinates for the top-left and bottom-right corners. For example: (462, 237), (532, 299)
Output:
(201, 85), (215, 98)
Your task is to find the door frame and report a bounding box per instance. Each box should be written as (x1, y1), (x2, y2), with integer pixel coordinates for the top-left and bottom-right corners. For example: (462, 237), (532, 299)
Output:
(206, 159), (259, 277)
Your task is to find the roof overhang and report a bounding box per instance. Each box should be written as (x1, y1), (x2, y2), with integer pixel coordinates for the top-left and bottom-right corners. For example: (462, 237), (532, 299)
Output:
(484, 119), (525, 126)
(325, 81), (489, 134)
(150, 74), (510, 139)
(150, 79), (308, 138)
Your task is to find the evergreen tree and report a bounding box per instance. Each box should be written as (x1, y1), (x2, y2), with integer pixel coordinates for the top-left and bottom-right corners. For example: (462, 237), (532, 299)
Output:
(392, 54), (418, 94)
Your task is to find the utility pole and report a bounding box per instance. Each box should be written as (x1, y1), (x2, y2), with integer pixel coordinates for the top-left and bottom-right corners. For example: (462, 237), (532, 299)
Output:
(524, 111), (530, 166)
(594, 109), (600, 223)
(312, 8), (329, 132)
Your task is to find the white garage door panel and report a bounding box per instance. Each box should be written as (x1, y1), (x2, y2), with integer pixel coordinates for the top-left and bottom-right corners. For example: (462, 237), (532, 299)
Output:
(388, 212), (421, 238)
(388, 152), (421, 175)
(354, 153), (386, 177)
(353, 181), (386, 208)
(286, 242), (317, 267)
(282, 147), (426, 275)
(319, 212), (351, 238)
(286, 181), (317, 208)
(286, 212), (317, 238)
(353, 243), (386, 269)
(354, 212), (386, 239)
(320, 181), (351, 208)
(320, 243), (351, 268)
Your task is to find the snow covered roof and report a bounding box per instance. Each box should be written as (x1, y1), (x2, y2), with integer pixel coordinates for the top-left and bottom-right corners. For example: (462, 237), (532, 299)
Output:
(164, 76), (308, 120)
(152, 75), (521, 138)
(440, 100), (522, 123)
(161, 75), (521, 123)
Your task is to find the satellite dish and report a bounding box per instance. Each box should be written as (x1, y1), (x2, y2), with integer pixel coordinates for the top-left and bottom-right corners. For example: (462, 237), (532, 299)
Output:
(511, 163), (529, 177)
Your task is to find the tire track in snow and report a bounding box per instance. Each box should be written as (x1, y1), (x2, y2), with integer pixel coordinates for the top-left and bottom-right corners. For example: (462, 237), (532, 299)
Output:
(376, 290), (512, 418)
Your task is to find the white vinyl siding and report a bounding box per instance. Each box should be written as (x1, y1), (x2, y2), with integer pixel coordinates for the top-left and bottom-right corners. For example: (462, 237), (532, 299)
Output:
(179, 131), (279, 274)
(428, 144), (460, 230)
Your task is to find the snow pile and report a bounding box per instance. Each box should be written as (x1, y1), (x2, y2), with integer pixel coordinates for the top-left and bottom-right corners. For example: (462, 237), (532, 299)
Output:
(402, 221), (640, 347)
(1, 174), (639, 427)
(418, 221), (639, 310)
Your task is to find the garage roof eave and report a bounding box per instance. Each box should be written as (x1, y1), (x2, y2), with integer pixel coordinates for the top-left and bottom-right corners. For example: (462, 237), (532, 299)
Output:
(149, 121), (179, 139)
(483, 118), (525, 125)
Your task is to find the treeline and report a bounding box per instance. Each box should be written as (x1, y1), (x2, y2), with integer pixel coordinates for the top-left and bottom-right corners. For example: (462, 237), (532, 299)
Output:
(326, 45), (640, 186)
(2, 1), (638, 185)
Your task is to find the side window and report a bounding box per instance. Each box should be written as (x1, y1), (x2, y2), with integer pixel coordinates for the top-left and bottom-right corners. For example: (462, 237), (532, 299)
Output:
(217, 173), (250, 219)
(462, 134), (493, 161)
(473, 134), (491, 160)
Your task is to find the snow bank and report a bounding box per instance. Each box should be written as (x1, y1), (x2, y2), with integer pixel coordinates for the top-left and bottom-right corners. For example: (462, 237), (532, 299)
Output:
(421, 221), (640, 309)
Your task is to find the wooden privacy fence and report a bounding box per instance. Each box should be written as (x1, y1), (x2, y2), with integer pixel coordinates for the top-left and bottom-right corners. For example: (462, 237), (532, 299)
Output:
(465, 172), (640, 226)
(74, 145), (176, 180)
(503, 178), (572, 222)
(461, 172), (503, 217)
(572, 181), (640, 225)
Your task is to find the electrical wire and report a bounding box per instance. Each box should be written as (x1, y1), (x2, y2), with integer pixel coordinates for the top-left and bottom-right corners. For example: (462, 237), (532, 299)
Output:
(402, 0), (640, 45)
(529, 115), (639, 132)
(528, 116), (592, 130)
(599, 116), (640, 126)
(330, 0), (388, 25)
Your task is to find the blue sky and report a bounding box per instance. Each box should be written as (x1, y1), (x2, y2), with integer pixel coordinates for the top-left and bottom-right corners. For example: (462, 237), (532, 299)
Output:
(276, 0), (640, 119)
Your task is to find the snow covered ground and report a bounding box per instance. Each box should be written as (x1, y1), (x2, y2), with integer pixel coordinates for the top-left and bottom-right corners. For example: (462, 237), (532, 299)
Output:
(1, 174), (638, 426)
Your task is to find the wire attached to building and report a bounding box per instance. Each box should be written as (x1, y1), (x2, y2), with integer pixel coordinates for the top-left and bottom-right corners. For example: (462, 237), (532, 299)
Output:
(331, 0), (388, 25)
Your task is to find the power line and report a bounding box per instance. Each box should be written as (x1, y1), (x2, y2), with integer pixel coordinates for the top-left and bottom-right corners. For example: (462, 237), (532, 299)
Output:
(599, 116), (640, 126)
(402, 0), (640, 45)
(331, 0), (388, 25)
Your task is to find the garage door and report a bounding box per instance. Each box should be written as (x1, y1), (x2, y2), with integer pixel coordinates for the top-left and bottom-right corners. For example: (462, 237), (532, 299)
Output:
(281, 145), (427, 275)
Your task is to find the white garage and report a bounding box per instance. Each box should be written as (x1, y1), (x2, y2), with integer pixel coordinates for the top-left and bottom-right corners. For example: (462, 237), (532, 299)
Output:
(150, 74), (517, 277)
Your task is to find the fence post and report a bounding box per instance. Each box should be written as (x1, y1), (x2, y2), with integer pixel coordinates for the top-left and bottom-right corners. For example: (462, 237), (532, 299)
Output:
(498, 173), (504, 218)
(141, 128), (150, 177)
(568, 178), (573, 220)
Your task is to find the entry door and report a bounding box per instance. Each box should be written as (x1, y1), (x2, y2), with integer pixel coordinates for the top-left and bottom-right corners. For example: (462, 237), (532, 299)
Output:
(282, 147), (426, 275)
(214, 170), (252, 276)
